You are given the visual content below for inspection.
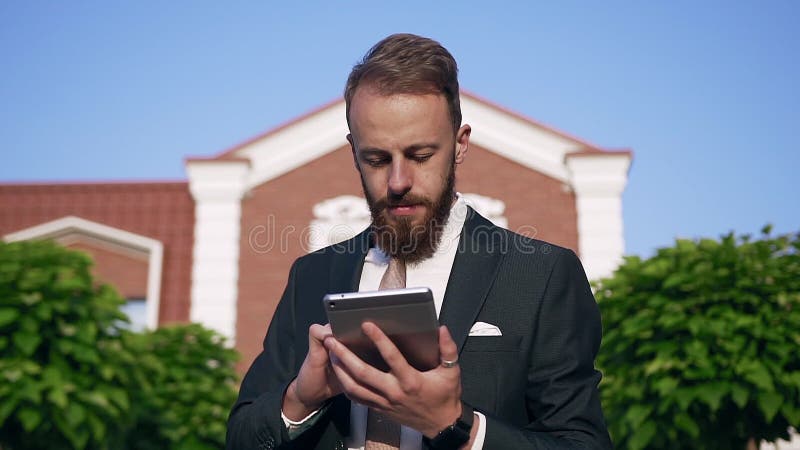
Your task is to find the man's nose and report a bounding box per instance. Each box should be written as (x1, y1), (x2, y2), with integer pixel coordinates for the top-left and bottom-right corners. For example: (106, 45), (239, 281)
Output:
(387, 160), (412, 196)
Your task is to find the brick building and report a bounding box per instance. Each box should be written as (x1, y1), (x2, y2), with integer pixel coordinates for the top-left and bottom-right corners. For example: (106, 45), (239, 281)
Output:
(1, 92), (632, 368)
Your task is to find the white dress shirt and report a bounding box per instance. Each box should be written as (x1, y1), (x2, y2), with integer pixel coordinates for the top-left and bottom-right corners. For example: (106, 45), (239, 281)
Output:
(283, 194), (487, 449)
(347, 194), (486, 450)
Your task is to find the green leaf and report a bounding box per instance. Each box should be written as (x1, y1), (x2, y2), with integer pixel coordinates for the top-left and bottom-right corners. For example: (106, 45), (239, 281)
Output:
(20, 292), (42, 306)
(108, 388), (130, 410)
(17, 380), (44, 404)
(0, 395), (20, 424)
(48, 387), (68, 409)
(68, 427), (91, 450)
(674, 412), (700, 438)
(628, 420), (657, 450)
(18, 407), (42, 432)
(759, 391), (783, 422)
(781, 403), (800, 424)
(12, 330), (41, 355)
(696, 382), (728, 412)
(624, 404), (652, 429)
(99, 364), (114, 381)
(673, 387), (695, 411)
(66, 401), (87, 427)
(742, 362), (775, 391)
(653, 376), (679, 396)
(0, 307), (20, 327)
(730, 383), (748, 408)
(86, 413), (106, 441)
(81, 391), (111, 410)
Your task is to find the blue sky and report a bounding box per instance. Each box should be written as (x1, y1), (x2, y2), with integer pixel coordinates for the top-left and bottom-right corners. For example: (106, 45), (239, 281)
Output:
(1, 1), (797, 257)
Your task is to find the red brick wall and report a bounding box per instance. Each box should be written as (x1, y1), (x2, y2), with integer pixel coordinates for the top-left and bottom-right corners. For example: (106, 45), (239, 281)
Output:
(459, 143), (579, 249)
(235, 143), (578, 368)
(236, 144), (364, 368)
(66, 241), (149, 299)
(0, 182), (194, 324)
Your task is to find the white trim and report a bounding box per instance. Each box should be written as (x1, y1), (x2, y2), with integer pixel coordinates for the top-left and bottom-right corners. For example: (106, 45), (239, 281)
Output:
(461, 96), (584, 182)
(234, 102), (350, 190)
(186, 160), (249, 343)
(308, 195), (370, 252)
(566, 155), (631, 280)
(227, 96), (594, 189)
(4, 216), (164, 329)
(57, 233), (150, 261)
(460, 193), (508, 228)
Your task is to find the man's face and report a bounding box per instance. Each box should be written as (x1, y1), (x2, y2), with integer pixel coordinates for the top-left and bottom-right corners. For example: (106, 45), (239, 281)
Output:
(347, 86), (470, 263)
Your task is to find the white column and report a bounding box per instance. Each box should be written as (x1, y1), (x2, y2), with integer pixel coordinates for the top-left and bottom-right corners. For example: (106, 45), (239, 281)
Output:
(566, 153), (631, 281)
(186, 159), (250, 343)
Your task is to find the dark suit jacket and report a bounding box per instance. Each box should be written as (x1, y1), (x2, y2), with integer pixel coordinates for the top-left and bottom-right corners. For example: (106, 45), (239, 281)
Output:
(227, 208), (613, 449)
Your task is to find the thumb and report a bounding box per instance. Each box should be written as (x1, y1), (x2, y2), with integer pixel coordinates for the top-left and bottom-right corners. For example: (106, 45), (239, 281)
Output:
(308, 324), (333, 359)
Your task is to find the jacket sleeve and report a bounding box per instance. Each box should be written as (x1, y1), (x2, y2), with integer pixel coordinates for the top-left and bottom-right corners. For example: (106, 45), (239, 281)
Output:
(226, 261), (301, 449)
(480, 249), (613, 450)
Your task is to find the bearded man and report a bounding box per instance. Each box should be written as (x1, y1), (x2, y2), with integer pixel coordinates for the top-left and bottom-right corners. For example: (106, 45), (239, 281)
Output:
(227, 33), (612, 450)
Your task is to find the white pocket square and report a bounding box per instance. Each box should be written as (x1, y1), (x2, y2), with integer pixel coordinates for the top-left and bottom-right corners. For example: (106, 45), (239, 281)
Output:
(468, 321), (502, 336)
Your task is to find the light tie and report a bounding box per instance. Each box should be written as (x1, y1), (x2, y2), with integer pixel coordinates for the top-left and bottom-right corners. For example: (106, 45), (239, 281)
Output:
(365, 257), (406, 450)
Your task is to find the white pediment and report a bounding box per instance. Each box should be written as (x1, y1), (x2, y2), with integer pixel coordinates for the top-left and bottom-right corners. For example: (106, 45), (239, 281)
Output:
(219, 92), (607, 189)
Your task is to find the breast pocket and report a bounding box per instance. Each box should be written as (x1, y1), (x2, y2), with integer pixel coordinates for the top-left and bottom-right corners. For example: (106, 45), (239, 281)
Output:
(461, 335), (521, 353)
(459, 335), (522, 413)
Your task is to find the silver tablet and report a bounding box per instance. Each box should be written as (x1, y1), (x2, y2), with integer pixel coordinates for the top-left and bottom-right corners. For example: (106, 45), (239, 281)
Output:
(323, 287), (440, 372)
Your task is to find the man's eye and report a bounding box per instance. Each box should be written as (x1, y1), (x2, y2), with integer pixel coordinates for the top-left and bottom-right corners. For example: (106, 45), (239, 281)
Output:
(364, 157), (389, 167)
(411, 154), (433, 163)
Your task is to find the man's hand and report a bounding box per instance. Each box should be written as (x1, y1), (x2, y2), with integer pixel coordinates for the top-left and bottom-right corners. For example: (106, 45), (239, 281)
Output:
(282, 324), (342, 421)
(324, 323), (463, 438)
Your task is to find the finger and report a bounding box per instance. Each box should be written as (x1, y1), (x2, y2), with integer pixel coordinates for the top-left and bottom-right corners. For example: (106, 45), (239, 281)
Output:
(438, 326), (460, 374)
(329, 354), (390, 410)
(361, 322), (414, 383)
(324, 335), (390, 392)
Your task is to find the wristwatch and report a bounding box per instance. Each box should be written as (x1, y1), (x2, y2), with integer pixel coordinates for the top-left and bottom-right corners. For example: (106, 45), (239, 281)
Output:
(424, 402), (474, 449)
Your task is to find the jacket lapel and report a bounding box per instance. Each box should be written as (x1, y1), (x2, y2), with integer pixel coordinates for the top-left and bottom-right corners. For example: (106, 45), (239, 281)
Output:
(439, 208), (505, 353)
(328, 228), (371, 294)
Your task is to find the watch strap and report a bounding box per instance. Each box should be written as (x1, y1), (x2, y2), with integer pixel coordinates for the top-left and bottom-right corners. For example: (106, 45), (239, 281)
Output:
(424, 402), (474, 449)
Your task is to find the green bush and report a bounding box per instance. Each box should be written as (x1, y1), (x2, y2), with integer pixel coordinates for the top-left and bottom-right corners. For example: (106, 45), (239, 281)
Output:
(0, 240), (238, 449)
(122, 324), (238, 450)
(0, 240), (137, 449)
(596, 227), (800, 450)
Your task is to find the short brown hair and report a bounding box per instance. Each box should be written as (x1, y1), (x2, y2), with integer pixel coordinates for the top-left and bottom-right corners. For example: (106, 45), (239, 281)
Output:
(344, 33), (461, 133)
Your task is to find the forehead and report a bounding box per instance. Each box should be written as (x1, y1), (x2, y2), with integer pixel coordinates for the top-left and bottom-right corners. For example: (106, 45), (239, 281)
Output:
(348, 88), (452, 147)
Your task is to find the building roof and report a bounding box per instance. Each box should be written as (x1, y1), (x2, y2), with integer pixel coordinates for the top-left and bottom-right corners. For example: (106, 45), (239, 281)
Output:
(0, 181), (195, 324)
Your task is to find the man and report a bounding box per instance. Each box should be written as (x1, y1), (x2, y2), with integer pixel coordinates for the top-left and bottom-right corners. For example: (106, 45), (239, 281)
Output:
(227, 33), (612, 449)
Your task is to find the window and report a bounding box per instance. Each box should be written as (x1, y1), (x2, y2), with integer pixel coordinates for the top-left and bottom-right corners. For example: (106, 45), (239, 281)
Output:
(120, 298), (147, 332)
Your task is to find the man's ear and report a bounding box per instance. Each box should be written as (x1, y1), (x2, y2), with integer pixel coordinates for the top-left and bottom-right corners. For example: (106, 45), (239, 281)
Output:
(454, 124), (471, 165)
(347, 134), (361, 172)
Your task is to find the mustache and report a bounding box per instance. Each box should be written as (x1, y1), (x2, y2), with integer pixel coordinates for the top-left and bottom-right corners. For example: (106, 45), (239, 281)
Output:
(372, 194), (434, 211)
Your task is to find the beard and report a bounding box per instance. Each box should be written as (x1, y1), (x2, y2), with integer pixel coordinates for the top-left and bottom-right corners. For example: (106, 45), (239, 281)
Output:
(361, 162), (456, 265)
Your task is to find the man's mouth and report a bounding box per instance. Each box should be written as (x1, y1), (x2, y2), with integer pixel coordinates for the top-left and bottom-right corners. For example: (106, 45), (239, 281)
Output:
(387, 204), (422, 216)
